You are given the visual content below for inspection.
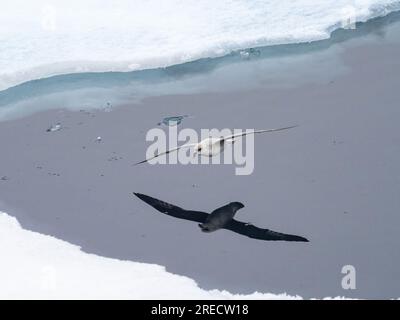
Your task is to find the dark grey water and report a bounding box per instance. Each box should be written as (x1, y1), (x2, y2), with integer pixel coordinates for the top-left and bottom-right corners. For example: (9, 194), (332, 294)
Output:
(1, 13), (400, 298)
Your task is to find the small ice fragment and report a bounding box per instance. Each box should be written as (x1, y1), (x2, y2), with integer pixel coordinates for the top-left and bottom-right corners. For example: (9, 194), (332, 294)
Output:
(239, 50), (250, 59)
(128, 63), (140, 70)
(103, 102), (112, 112)
(248, 48), (261, 56)
(239, 48), (261, 60)
(46, 123), (62, 132)
(158, 115), (189, 127)
(96, 136), (102, 142)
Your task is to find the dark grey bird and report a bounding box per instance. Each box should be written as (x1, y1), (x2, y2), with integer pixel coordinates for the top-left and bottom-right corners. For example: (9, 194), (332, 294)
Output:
(133, 193), (308, 242)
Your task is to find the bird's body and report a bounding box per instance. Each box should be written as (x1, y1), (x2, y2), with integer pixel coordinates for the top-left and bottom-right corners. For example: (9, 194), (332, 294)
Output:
(199, 202), (244, 232)
(133, 193), (308, 242)
(193, 137), (225, 157)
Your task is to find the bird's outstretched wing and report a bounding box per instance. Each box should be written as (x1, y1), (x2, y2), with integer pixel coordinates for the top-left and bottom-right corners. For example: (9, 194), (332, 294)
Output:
(224, 219), (308, 242)
(134, 143), (196, 165)
(133, 193), (209, 223)
(221, 125), (298, 142)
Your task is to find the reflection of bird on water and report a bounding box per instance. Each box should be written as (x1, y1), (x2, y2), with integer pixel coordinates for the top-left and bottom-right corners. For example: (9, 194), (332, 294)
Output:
(133, 193), (308, 242)
(135, 125), (298, 165)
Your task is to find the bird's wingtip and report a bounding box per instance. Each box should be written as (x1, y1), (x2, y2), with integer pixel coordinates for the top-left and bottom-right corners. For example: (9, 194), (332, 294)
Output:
(133, 192), (151, 204)
(133, 192), (144, 199)
(286, 234), (309, 242)
(133, 192), (143, 197)
(133, 160), (147, 166)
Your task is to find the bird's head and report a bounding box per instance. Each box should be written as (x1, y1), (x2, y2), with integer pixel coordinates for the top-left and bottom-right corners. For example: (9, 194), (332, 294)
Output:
(193, 143), (203, 157)
(229, 202), (245, 213)
(198, 223), (211, 232)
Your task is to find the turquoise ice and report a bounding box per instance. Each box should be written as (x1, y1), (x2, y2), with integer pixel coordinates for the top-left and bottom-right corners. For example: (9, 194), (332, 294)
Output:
(158, 115), (189, 126)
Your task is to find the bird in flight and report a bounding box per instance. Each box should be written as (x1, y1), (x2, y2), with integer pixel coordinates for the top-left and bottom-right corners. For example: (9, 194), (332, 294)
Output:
(133, 193), (309, 242)
(134, 125), (298, 165)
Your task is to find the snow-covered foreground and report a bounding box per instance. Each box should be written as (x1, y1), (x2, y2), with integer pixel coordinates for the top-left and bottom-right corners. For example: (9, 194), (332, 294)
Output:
(0, 212), (300, 300)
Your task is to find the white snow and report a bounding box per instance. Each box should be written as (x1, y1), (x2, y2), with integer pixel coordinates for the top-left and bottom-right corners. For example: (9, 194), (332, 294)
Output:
(1, 0), (399, 91)
(0, 211), (301, 299)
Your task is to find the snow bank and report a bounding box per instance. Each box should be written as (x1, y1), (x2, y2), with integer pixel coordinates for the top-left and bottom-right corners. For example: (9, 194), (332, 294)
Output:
(0, 212), (300, 299)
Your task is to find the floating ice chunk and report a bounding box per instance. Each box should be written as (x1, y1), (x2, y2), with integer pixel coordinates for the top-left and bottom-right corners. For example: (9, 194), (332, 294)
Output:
(103, 102), (113, 112)
(239, 48), (261, 60)
(46, 123), (62, 132)
(96, 136), (102, 142)
(239, 50), (250, 59)
(158, 115), (190, 126)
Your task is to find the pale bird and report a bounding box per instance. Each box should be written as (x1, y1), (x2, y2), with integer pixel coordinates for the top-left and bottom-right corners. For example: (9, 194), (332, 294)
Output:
(134, 125), (298, 165)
